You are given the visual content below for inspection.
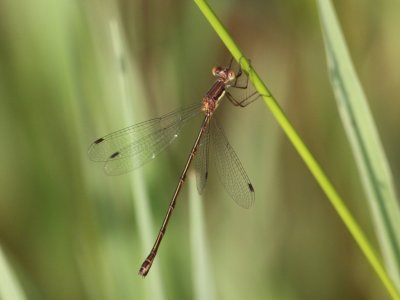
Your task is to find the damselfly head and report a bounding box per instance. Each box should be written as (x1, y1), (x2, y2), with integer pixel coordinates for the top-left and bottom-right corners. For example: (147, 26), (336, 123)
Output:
(227, 69), (236, 81)
(212, 66), (236, 83)
(212, 66), (222, 76)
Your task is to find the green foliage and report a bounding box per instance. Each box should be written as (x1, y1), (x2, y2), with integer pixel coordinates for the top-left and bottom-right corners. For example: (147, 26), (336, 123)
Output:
(318, 0), (400, 295)
(1, 0), (400, 299)
(195, 0), (400, 298)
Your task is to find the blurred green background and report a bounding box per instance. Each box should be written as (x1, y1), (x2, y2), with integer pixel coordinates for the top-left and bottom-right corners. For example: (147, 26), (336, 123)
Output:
(1, 0), (399, 299)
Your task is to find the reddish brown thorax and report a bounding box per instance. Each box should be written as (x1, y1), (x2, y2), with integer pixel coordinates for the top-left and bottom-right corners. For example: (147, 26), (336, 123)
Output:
(201, 66), (236, 115)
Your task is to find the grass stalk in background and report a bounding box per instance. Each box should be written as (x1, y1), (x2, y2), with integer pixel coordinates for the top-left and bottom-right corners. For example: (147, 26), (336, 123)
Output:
(109, 20), (166, 299)
(0, 245), (27, 300)
(193, 0), (400, 299)
(188, 173), (216, 300)
(317, 0), (400, 290)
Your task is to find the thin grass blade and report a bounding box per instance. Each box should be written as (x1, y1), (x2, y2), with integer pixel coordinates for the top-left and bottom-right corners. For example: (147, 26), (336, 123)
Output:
(109, 20), (166, 299)
(0, 245), (27, 300)
(317, 0), (400, 290)
(188, 173), (216, 300)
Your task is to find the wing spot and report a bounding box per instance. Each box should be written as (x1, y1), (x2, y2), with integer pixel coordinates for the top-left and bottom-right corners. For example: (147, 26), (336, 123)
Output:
(94, 138), (105, 144)
(110, 151), (120, 159)
(248, 183), (254, 192)
(205, 171), (208, 180)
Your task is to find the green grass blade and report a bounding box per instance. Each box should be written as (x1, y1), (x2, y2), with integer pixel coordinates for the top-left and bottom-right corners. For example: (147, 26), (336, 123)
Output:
(317, 0), (400, 290)
(109, 20), (166, 299)
(0, 245), (27, 300)
(188, 173), (216, 300)
(193, 0), (400, 299)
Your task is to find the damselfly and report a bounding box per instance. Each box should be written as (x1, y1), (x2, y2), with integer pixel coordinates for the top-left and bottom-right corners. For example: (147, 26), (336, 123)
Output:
(88, 59), (259, 276)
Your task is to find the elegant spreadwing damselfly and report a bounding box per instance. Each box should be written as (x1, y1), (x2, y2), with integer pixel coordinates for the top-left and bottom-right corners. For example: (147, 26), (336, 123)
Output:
(88, 60), (259, 276)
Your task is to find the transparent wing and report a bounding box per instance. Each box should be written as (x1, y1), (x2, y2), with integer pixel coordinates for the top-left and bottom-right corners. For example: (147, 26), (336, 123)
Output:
(194, 125), (210, 194)
(88, 103), (202, 175)
(210, 119), (255, 208)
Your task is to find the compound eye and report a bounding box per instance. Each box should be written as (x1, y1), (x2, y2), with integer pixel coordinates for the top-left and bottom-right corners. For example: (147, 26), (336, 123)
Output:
(212, 66), (222, 76)
(227, 70), (236, 81)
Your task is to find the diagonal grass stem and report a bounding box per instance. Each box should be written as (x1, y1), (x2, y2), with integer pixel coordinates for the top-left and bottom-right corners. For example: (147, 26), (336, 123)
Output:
(193, 1), (400, 299)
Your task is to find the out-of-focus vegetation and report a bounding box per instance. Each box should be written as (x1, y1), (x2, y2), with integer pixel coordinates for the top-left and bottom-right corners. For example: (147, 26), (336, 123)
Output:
(0, 0), (399, 299)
